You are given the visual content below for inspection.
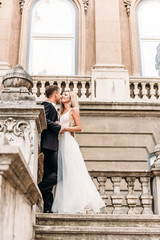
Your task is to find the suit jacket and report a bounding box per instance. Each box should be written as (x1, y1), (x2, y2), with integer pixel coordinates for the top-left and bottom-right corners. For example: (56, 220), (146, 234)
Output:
(41, 101), (61, 151)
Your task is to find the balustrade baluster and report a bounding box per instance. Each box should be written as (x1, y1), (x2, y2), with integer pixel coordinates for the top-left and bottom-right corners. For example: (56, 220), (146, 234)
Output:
(72, 80), (78, 96)
(126, 177), (139, 214)
(80, 80), (87, 100)
(139, 177), (153, 215)
(134, 83), (139, 101)
(39, 81), (46, 99)
(111, 177), (123, 214)
(32, 81), (37, 99)
(97, 176), (108, 213)
(150, 83), (156, 101)
(142, 83), (148, 100)
(57, 81), (62, 91)
(157, 83), (160, 100)
(65, 80), (70, 91)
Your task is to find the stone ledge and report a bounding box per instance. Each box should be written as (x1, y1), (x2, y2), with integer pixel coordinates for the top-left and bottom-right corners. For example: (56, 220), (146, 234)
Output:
(36, 213), (160, 220)
(0, 105), (46, 133)
(34, 225), (160, 235)
(0, 145), (41, 205)
(79, 101), (160, 117)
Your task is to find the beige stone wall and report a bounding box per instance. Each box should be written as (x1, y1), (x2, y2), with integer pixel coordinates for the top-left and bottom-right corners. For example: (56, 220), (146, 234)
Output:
(0, 0), (142, 76)
(0, 0), (20, 65)
(0, 176), (33, 240)
(75, 102), (160, 171)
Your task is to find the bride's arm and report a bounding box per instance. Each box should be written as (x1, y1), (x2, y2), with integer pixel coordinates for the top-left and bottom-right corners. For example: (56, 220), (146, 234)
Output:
(64, 108), (82, 133)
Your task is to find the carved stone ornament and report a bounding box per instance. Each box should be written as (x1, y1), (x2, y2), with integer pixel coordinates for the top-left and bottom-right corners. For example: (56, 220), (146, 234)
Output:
(124, 0), (131, 17)
(0, 118), (33, 163)
(83, 0), (89, 14)
(19, 0), (25, 13)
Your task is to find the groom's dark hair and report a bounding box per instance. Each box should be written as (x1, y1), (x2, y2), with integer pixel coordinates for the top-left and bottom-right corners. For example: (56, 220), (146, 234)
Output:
(46, 85), (60, 98)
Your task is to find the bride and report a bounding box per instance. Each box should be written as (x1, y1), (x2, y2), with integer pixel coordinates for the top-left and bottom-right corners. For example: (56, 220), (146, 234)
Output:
(52, 90), (105, 214)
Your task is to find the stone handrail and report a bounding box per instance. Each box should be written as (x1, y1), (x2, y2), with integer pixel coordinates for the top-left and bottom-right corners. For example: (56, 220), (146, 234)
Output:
(30, 75), (160, 103)
(31, 76), (91, 102)
(89, 170), (153, 215)
(130, 76), (160, 102)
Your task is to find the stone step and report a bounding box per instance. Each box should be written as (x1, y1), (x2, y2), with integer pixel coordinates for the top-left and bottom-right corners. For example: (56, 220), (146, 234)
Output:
(36, 213), (160, 228)
(35, 225), (160, 240)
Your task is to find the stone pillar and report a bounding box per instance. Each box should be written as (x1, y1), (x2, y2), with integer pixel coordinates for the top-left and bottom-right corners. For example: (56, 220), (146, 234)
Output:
(0, 64), (46, 182)
(92, 0), (130, 102)
(0, 144), (41, 240)
(92, 64), (130, 101)
(94, 0), (122, 64)
(0, 65), (46, 240)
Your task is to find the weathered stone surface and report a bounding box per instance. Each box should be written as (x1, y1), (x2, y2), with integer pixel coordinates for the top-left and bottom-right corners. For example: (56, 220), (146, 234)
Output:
(0, 106), (46, 180)
(35, 214), (160, 240)
(0, 145), (41, 240)
(73, 102), (160, 171)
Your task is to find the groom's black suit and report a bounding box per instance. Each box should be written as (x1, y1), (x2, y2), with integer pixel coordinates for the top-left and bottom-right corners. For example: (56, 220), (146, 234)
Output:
(38, 101), (61, 213)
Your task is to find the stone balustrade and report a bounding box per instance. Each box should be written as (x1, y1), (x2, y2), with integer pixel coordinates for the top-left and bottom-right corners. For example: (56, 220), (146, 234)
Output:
(29, 75), (160, 103)
(130, 76), (160, 101)
(31, 76), (91, 102)
(89, 170), (153, 215)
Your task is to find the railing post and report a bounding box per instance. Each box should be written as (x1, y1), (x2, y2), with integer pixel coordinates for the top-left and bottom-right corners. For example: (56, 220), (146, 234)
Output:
(111, 177), (123, 214)
(150, 83), (156, 101)
(134, 82), (139, 101)
(139, 177), (153, 214)
(32, 81), (37, 99)
(81, 79), (87, 100)
(97, 176), (108, 213)
(126, 177), (139, 214)
(141, 82), (148, 100)
(40, 81), (46, 99)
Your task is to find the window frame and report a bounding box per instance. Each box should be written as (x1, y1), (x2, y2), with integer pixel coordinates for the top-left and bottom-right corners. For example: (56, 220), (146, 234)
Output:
(26, 0), (78, 76)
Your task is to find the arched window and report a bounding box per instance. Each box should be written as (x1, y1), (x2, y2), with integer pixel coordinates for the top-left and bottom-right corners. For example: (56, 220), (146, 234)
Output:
(27, 0), (78, 75)
(137, 0), (160, 76)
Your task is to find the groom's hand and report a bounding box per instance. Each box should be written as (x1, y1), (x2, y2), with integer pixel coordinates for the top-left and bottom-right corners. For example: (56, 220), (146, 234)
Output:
(60, 126), (65, 134)
(55, 121), (61, 125)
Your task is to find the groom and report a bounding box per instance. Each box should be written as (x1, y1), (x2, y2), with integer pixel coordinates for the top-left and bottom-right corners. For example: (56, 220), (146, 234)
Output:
(38, 85), (65, 213)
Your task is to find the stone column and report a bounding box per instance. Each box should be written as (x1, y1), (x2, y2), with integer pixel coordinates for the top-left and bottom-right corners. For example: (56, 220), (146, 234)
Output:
(92, 0), (130, 102)
(0, 65), (46, 240)
(0, 64), (46, 182)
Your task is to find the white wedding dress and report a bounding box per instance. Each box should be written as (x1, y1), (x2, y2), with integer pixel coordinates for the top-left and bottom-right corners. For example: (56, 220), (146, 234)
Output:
(52, 109), (105, 214)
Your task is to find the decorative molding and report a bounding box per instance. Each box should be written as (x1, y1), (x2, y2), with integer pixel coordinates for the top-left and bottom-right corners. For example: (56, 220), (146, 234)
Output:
(0, 118), (33, 162)
(124, 0), (131, 17)
(19, 0), (25, 13)
(83, 0), (89, 14)
(2, 118), (30, 141)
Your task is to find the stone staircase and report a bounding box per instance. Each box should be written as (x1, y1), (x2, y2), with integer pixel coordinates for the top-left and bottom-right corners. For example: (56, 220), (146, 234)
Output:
(35, 213), (160, 240)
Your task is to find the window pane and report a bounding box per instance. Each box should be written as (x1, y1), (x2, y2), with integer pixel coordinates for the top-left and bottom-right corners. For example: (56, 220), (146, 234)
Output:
(139, 1), (160, 38)
(29, 39), (74, 75)
(140, 40), (159, 76)
(33, 0), (75, 35)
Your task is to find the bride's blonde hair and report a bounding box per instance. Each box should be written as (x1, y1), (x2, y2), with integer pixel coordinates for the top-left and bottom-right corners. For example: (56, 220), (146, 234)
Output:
(60, 90), (79, 114)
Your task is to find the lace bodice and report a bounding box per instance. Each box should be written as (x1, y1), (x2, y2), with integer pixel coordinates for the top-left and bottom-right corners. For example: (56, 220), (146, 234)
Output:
(60, 109), (74, 127)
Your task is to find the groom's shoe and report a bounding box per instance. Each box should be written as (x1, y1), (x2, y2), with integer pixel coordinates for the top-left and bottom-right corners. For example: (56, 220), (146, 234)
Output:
(44, 210), (53, 213)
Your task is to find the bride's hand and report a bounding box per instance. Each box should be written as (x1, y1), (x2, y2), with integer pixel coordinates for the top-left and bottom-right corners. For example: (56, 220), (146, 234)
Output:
(60, 126), (65, 134)
(55, 121), (61, 125)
